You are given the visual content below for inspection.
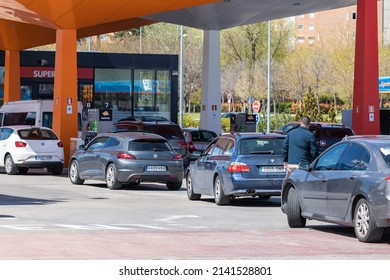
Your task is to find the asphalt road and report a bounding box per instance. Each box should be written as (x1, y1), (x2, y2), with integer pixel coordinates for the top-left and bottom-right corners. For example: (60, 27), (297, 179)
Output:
(0, 168), (389, 260)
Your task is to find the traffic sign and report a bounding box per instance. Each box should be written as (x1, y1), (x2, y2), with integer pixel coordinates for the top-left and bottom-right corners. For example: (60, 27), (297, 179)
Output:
(252, 100), (261, 113)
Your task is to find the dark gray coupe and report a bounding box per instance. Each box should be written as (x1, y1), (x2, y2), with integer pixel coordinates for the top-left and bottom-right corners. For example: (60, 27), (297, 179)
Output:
(69, 132), (183, 190)
(281, 135), (390, 242)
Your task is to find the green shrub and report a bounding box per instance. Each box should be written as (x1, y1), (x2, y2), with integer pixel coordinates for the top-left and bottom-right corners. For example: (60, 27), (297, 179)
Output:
(182, 114), (200, 128)
(221, 118), (230, 132)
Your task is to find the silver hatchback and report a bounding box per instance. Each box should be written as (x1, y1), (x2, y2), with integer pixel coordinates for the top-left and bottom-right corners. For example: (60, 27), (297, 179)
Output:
(281, 135), (390, 243)
(69, 131), (183, 190)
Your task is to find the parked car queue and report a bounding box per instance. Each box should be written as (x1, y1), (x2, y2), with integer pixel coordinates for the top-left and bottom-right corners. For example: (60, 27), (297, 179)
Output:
(0, 121), (389, 243)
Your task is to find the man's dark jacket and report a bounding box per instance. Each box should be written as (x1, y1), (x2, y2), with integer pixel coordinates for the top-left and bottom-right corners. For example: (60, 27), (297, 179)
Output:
(282, 126), (317, 165)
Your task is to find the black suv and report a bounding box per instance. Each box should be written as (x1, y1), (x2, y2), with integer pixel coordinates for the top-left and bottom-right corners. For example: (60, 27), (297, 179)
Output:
(276, 122), (355, 154)
(113, 116), (189, 167)
(310, 123), (355, 153)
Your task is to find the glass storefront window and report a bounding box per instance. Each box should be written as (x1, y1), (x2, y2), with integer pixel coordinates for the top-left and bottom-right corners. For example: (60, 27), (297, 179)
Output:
(94, 69), (132, 110)
(133, 69), (171, 119)
(20, 85), (32, 100)
(156, 70), (171, 119)
(38, 84), (54, 99)
(134, 69), (155, 114)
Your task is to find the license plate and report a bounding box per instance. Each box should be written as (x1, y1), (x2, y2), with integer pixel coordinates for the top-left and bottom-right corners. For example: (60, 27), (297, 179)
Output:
(35, 155), (52, 160)
(146, 166), (166, 171)
(260, 166), (286, 173)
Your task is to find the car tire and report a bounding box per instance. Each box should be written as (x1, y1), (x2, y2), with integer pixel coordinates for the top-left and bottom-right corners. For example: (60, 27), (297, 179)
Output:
(106, 163), (122, 190)
(186, 172), (201, 200)
(5, 154), (17, 175)
(49, 165), (63, 175)
(17, 167), (29, 175)
(214, 175), (230, 205)
(354, 198), (384, 243)
(166, 181), (182, 190)
(286, 187), (306, 228)
(69, 160), (84, 185)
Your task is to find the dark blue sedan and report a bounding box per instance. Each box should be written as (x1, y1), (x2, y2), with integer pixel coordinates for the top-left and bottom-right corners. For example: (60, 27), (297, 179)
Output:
(186, 132), (287, 205)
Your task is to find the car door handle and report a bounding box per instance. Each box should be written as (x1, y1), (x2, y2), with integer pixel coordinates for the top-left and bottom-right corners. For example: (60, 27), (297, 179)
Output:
(349, 175), (357, 180)
(321, 179), (327, 183)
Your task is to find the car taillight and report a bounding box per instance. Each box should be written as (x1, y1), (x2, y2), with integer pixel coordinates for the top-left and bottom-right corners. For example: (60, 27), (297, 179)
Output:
(15, 141), (27, 148)
(386, 176), (390, 199)
(188, 142), (196, 153)
(227, 162), (250, 172)
(319, 140), (327, 147)
(173, 154), (182, 160)
(179, 141), (187, 148)
(57, 141), (63, 148)
(117, 152), (136, 160)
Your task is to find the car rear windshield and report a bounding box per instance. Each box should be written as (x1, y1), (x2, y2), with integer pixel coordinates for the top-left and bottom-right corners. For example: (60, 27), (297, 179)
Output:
(191, 130), (217, 142)
(322, 128), (354, 138)
(18, 128), (58, 140)
(143, 125), (184, 140)
(238, 138), (284, 155)
(129, 139), (171, 152)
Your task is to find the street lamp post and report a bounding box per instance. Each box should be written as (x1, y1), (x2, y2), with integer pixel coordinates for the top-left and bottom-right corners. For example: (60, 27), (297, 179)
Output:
(266, 21), (271, 133)
(179, 25), (184, 127)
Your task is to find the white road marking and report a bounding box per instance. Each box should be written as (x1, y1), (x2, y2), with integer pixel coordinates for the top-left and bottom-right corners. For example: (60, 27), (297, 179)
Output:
(154, 215), (201, 223)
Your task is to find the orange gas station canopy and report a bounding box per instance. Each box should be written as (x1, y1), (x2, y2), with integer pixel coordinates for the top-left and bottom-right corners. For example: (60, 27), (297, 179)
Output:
(0, 0), (356, 51)
(0, 0), (220, 50)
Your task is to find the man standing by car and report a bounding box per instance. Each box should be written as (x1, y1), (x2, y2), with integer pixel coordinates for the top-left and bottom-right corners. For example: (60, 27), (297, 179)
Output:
(282, 116), (317, 171)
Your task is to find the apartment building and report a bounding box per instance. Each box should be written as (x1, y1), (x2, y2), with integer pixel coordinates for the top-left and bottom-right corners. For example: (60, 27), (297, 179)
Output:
(295, 1), (385, 45)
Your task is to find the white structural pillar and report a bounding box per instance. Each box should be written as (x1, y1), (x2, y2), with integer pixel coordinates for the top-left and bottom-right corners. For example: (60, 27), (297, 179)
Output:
(200, 30), (222, 134)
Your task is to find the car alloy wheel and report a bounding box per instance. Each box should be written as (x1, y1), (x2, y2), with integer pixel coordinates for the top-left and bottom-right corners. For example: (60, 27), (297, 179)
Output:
(354, 198), (383, 243)
(214, 175), (230, 205)
(106, 163), (122, 190)
(69, 160), (84, 185)
(5, 155), (17, 175)
(186, 172), (201, 200)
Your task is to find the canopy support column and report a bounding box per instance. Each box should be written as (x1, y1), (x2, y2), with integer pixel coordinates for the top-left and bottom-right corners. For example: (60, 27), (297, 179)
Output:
(200, 30), (221, 134)
(4, 50), (20, 102)
(352, 0), (379, 134)
(53, 29), (78, 167)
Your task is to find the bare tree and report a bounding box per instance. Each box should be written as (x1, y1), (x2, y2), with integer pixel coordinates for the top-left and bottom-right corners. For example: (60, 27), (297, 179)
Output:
(308, 42), (328, 112)
(221, 20), (293, 106)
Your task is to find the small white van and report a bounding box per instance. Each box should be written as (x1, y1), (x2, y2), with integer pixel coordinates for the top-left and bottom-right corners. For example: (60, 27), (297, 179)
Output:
(0, 100), (82, 136)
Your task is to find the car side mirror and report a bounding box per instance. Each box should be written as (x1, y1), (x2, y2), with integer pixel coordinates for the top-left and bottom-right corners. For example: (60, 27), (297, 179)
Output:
(299, 162), (310, 171)
(78, 144), (86, 150)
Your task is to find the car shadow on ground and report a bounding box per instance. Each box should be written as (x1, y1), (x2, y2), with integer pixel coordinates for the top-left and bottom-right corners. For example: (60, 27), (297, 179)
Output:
(195, 196), (281, 207)
(307, 224), (390, 244)
(0, 168), (65, 176)
(0, 194), (63, 206)
(80, 182), (187, 192)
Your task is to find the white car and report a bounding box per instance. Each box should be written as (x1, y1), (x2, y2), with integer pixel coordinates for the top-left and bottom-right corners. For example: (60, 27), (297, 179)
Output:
(0, 126), (64, 175)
